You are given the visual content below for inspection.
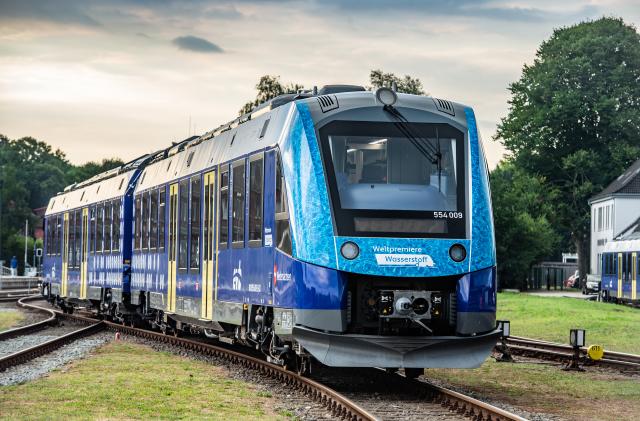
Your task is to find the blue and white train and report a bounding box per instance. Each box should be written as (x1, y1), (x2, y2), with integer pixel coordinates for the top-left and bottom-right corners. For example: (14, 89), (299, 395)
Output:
(42, 85), (499, 374)
(601, 239), (640, 305)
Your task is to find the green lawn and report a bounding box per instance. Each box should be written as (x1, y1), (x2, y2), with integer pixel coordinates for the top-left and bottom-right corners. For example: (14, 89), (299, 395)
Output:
(0, 309), (23, 332)
(428, 359), (640, 421)
(497, 292), (640, 354)
(0, 341), (288, 420)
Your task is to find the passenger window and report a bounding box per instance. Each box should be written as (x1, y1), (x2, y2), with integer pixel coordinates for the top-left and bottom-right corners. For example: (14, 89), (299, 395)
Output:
(249, 156), (264, 246)
(158, 187), (166, 251)
(232, 160), (246, 246)
(89, 207), (95, 254)
(69, 212), (76, 267)
(142, 191), (150, 251)
(275, 152), (292, 255)
(219, 166), (229, 248)
(134, 195), (141, 251)
(190, 176), (201, 272)
(178, 179), (189, 270)
(203, 173), (215, 262)
(150, 190), (158, 250)
(112, 200), (121, 252)
(56, 215), (62, 255)
(74, 209), (81, 267)
(96, 204), (104, 253)
(104, 203), (112, 253)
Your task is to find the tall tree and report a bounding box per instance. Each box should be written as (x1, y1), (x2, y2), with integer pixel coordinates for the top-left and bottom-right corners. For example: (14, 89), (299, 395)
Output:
(495, 17), (640, 279)
(369, 69), (425, 95)
(239, 75), (304, 115)
(491, 161), (559, 289)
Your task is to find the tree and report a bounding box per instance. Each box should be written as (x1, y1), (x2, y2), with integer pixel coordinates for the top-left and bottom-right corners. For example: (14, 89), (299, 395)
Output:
(239, 75), (304, 115)
(0, 134), (122, 264)
(495, 17), (640, 279)
(369, 69), (425, 95)
(491, 161), (559, 289)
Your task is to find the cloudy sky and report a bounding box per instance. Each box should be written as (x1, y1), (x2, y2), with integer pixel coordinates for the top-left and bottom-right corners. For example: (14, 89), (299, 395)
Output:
(1, 0), (638, 168)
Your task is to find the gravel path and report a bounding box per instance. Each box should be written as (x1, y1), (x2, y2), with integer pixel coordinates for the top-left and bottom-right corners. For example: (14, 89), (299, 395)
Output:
(0, 323), (85, 358)
(0, 332), (112, 386)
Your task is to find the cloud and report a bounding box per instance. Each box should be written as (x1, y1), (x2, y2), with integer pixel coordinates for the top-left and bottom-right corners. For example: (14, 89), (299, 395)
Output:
(319, 0), (561, 22)
(171, 35), (223, 53)
(0, 0), (101, 26)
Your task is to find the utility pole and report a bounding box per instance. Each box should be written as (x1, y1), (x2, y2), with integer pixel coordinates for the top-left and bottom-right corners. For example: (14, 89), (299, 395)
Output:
(24, 219), (28, 272)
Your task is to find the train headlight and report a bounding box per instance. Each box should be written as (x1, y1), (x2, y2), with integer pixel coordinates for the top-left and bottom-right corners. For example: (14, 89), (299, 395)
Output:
(375, 87), (397, 106)
(340, 241), (359, 260)
(449, 244), (466, 262)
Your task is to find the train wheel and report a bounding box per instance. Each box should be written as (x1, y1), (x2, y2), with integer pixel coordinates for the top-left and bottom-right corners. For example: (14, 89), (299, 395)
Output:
(404, 368), (424, 379)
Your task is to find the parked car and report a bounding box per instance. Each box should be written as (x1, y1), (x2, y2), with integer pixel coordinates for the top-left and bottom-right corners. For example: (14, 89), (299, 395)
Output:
(564, 270), (579, 288)
(584, 274), (600, 295)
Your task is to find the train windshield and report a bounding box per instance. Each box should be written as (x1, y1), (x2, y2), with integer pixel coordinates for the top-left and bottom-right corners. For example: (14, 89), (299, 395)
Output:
(319, 121), (466, 238)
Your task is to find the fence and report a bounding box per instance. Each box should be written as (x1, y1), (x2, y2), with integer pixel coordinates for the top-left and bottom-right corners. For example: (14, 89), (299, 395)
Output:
(529, 262), (579, 290)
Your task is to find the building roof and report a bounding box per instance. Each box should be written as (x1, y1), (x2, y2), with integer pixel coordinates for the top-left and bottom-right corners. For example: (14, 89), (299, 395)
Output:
(615, 214), (640, 241)
(589, 158), (640, 203)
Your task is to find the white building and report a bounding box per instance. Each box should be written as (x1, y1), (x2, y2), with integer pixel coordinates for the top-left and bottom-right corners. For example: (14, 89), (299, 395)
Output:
(589, 159), (640, 275)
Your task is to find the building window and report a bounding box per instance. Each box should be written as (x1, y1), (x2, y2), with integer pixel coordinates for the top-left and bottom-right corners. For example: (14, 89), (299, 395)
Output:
(249, 156), (264, 246)
(598, 207), (602, 232)
(178, 179), (189, 270)
(219, 166), (229, 248)
(190, 175), (201, 272)
(232, 160), (246, 246)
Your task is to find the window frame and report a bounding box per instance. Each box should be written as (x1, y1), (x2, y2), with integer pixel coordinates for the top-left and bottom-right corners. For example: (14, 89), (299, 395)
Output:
(189, 175), (201, 273)
(231, 158), (246, 248)
(248, 153), (264, 248)
(218, 164), (230, 249)
(178, 178), (190, 271)
(158, 186), (166, 252)
(275, 151), (292, 256)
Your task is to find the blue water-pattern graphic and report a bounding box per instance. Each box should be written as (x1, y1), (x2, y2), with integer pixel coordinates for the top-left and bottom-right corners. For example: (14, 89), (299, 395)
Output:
(278, 103), (336, 267)
(464, 108), (496, 271)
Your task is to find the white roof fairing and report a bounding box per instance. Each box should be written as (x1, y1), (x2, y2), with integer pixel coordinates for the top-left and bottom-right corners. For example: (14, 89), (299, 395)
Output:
(603, 238), (640, 253)
(134, 105), (288, 193)
(45, 170), (135, 216)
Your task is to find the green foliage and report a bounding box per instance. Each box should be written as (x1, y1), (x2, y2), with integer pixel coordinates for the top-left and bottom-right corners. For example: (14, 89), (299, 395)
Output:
(369, 69), (425, 95)
(238, 75), (304, 115)
(491, 161), (558, 289)
(495, 17), (640, 275)
(0, 134), (122, 264)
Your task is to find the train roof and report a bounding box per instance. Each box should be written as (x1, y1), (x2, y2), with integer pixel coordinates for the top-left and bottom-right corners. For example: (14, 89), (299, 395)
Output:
(47, 85), (473, 206)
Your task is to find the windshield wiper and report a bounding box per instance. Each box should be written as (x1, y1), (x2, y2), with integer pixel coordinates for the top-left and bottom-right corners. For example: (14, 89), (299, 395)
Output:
(382, 105), (444, 191)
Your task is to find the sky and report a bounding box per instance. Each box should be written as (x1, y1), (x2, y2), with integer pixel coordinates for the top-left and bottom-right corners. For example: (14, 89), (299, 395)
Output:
(0, 1), (638, 168)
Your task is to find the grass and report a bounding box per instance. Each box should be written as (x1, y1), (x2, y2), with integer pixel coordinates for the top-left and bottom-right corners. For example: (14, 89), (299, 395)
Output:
(497, 292), (640, 354)
(0, 341), (289, 420)
(428, 359), (640, 421)
(0, 309), (23, 332)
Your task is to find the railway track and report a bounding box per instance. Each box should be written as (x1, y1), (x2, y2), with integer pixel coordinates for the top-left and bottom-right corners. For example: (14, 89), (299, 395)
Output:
(504, 336), (640, 371)
(12, 297), (527, 421)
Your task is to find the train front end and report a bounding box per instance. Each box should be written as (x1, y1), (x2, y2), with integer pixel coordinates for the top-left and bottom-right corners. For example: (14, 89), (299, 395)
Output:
(275, 88), (499, 369)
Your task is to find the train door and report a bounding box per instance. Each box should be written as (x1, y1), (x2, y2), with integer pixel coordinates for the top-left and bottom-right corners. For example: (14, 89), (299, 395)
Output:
(80, 208), (89, 299)
(167, 183), (179, 313)
(201, 171), (216, 320)
(617, 253), (623, 299)
(61, 212), (70, 297)
(633, 252), (637, 301)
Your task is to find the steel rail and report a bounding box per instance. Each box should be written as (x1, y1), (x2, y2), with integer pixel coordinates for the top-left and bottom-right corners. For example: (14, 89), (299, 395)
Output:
(503, 336), (640, 371)
(0, 321), (105, 371)
(23, 299), (529, 421)
(0, 296), (58, 341)
(416, 379), (528, 421)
